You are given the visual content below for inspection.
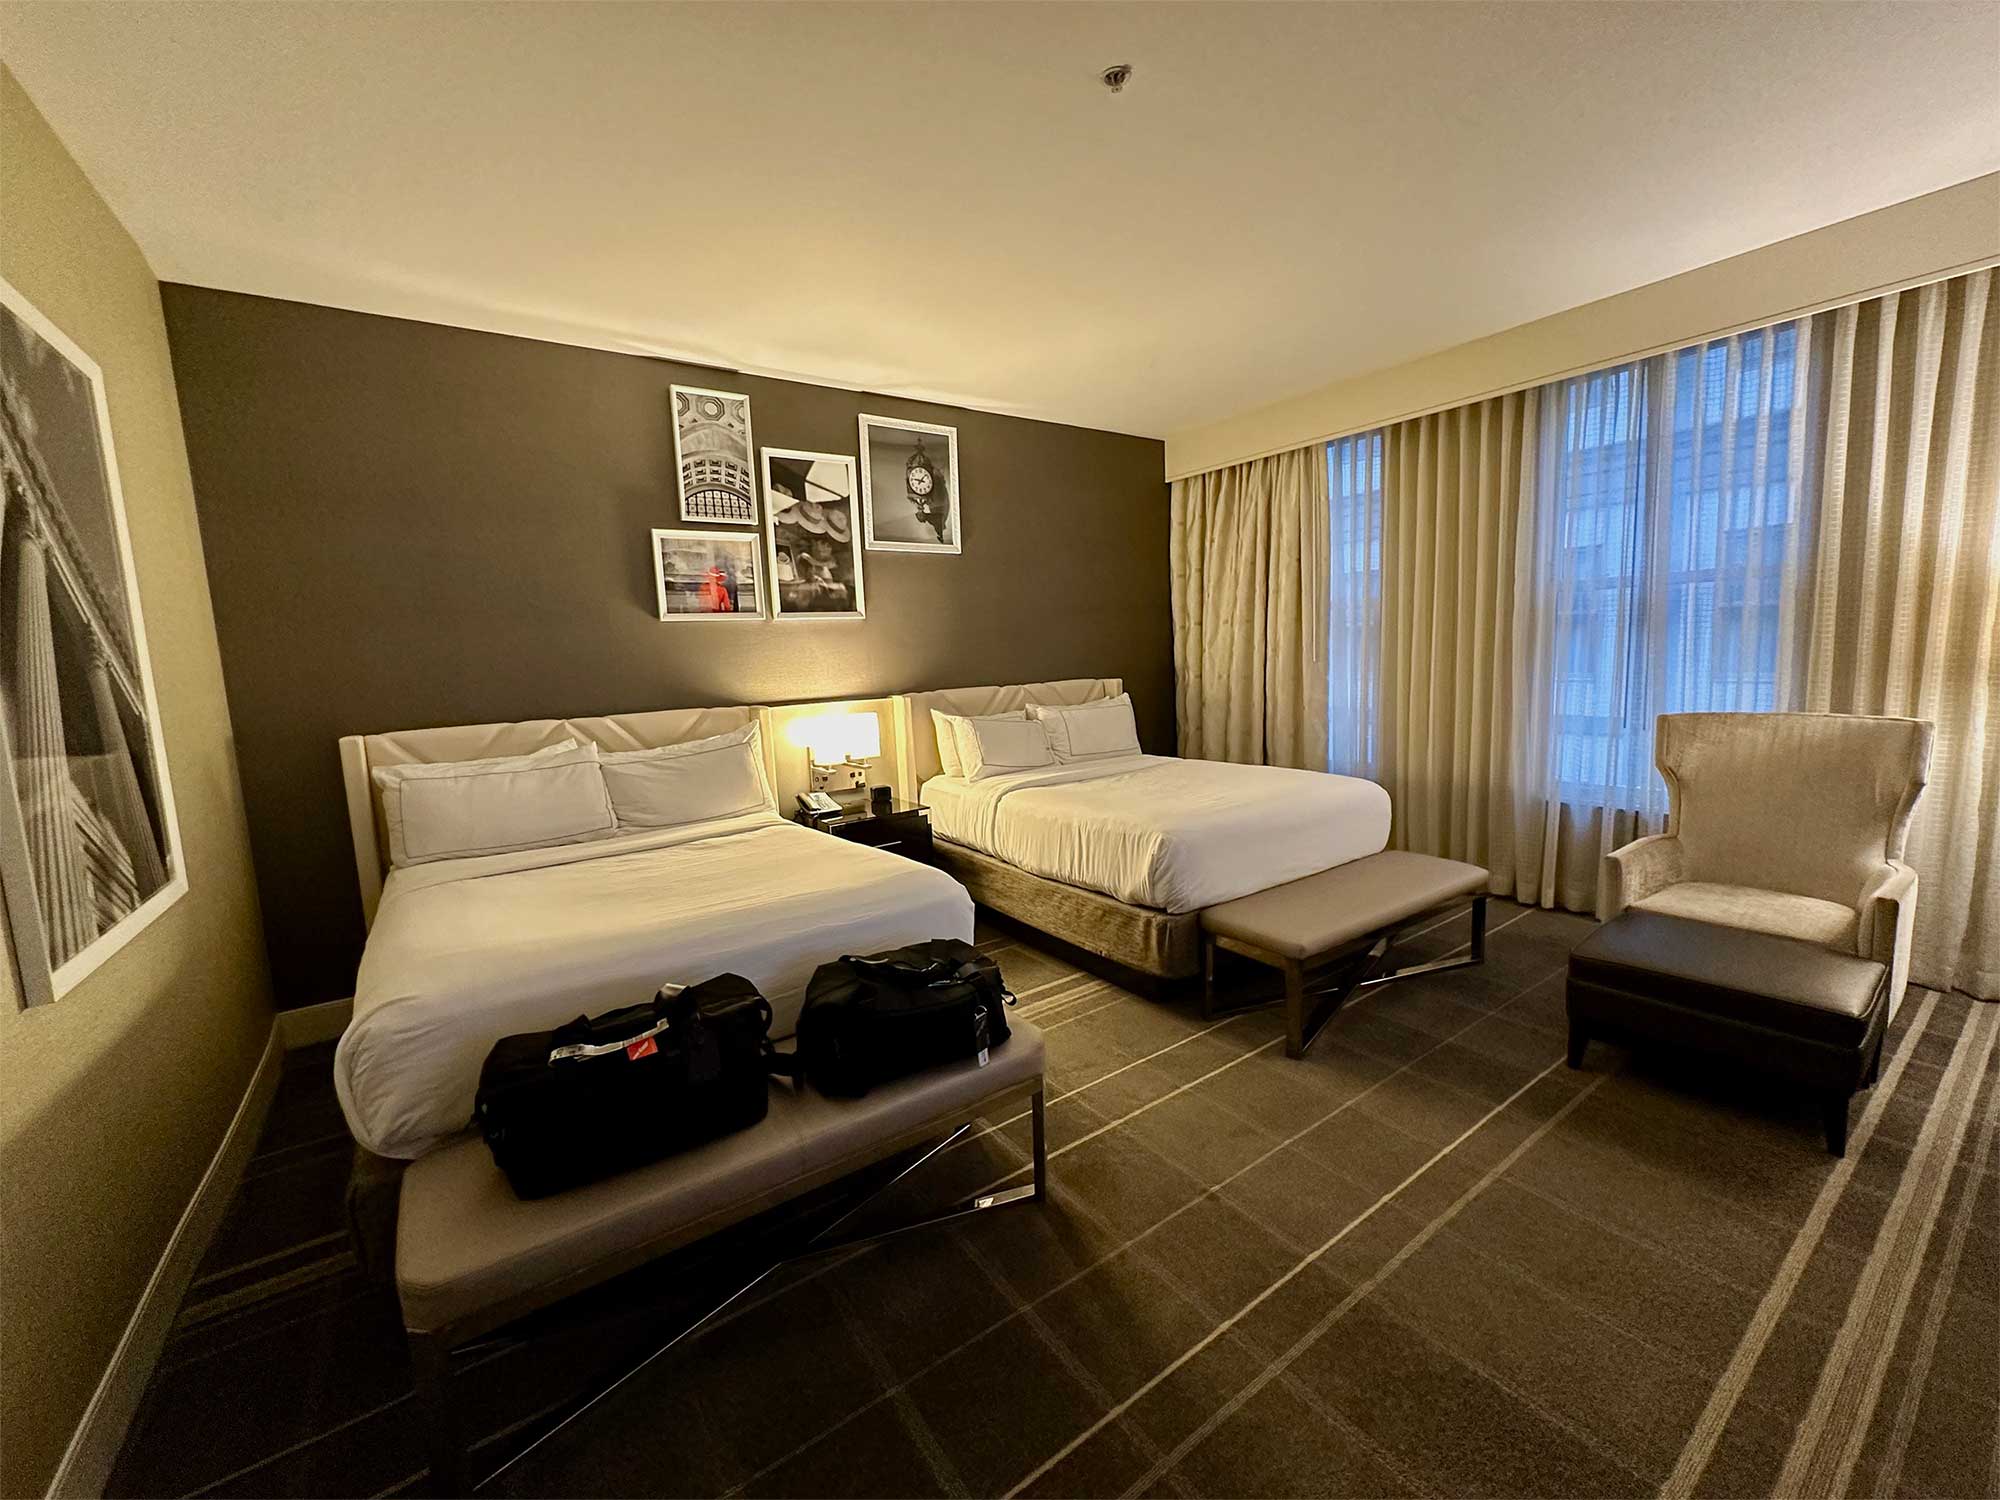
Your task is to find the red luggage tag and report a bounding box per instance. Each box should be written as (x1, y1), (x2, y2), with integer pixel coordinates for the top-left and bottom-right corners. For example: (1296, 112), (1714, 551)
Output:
(626, 1035), (659, 1061)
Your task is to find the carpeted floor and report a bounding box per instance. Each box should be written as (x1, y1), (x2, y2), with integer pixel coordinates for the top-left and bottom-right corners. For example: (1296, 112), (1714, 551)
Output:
(110, 899), (1998, 1499)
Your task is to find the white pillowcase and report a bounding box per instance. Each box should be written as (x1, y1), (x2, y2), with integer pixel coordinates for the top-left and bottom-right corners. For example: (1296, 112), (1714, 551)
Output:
(600, 723), (774, 828)
(933, 709), (1024, 779)
(931, 711), (969, 778)
(374, 741), (615, 867)
(959, 715), (1055, 780)
(1028, 694), (1142, 762)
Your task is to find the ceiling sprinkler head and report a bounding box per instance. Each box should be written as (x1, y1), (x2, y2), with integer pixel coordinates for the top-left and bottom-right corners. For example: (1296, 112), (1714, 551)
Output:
(1100, 63), (1133, 94)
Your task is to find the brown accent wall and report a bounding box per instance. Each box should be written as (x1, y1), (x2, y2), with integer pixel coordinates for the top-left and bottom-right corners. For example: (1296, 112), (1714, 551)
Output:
(160, 287), (1171, 1007)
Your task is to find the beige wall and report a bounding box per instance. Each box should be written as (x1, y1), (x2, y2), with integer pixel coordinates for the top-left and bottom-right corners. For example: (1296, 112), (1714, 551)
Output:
(0, 65), (272, 1498)
(1166, 174), (2000, 479)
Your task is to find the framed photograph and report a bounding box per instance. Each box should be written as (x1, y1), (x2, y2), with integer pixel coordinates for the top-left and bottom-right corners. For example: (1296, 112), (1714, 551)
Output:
(671, 384), (757, 525)
(0, 275), (186, 1008)
(859, 414), (960, 554)
(761, 448), (865, 620)
(652, 527), (766, 620)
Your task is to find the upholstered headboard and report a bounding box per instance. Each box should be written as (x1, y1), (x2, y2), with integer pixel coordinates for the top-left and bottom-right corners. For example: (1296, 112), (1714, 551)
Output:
(338, 705), (777, 929)
(890, 678), (1124, 790)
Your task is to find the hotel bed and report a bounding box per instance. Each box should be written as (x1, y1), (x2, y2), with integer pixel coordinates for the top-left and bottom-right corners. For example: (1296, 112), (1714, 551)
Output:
(334, 706), (971, 1162)
(891, 680), (1390, 979)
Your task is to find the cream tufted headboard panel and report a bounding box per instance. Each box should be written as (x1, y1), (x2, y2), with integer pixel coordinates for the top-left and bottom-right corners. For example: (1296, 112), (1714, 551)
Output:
(890, 678), (1124, 791)
(338, 705), (776, 929)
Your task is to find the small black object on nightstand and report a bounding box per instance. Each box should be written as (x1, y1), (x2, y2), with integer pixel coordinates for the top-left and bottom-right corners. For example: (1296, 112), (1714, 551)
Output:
(793, 797), (934, 864)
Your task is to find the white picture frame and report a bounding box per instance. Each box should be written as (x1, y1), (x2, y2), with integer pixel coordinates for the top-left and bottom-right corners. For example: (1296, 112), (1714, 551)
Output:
(651, 527), (768, 620)
(0, 274), (187, 1007)
(761, 448), (866, 621)
(858, 413), (961, 555)
(671, 383), (758, 525)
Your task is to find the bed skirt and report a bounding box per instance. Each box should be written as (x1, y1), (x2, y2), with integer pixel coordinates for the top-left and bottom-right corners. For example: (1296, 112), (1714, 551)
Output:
(932, 837), (1201, 979)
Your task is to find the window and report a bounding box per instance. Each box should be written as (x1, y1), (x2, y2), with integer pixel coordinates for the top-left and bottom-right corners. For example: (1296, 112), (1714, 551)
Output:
(1326, 430), (1384, 778)
(1322, 322), (1808, 815)
(1540, 323), (1804, 805)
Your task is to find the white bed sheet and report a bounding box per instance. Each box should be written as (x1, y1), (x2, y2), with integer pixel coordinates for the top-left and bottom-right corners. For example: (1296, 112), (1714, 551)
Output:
(922, 754), (1390, 913)
(334, 812), (973, 1159)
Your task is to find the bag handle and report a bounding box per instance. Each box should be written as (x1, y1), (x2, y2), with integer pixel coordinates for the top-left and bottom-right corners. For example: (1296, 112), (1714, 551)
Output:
(550, 1014), (671, 1063)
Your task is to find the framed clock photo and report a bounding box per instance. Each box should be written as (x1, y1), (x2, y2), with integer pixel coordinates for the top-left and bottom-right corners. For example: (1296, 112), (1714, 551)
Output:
(858, 414), (960, 555)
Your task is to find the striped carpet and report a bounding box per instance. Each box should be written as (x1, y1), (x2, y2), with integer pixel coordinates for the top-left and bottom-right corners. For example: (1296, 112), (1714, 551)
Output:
(109, 900), (1999, 1498)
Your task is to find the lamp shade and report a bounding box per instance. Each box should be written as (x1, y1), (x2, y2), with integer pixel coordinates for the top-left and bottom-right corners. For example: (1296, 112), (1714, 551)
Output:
(793, 711), (880, 763)
(843, 713), (882, 761)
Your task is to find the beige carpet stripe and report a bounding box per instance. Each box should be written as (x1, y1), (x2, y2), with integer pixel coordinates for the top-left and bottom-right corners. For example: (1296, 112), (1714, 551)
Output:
(187, 1394), (409, 1497)
(1033, 990), (1126, 1030)
(720, 964), (1567, 1499)
(1004, 1060), (1583, 1499)
(1657, 990), (1941, 1499)
(834, 1289), (971, 1499)
(980, 1037), (1286, 1192)
(952, 1012), (1251, 1152)
(1108, 1065), (1608, 1500)
(1873, 1049), (2000, 1496)
(1773, 1000), (2000, 1498)
(1008, 969), (1092, 1004)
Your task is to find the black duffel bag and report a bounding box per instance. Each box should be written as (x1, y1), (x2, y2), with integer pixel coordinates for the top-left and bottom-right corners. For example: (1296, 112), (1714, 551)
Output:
(475, 974), (772, 1199)
(777, 938), (1014, 1098)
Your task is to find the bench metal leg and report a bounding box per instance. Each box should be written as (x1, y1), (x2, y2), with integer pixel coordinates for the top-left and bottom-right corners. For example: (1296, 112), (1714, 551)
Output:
(1353, 894), (1489, 991)
(1219, 896), (1493, 1061)
(409, 1330), (464, 1498)
(1201, 938), (1217, 1021)
(1284, 959), (1310, 1059)
(461, 1091), (1048, 1493)
(1030, 1088), (1048, 1202)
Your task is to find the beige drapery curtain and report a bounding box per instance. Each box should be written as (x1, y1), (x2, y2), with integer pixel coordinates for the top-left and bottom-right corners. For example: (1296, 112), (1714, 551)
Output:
(1170, 446), (1330, 769)
(1794, 269), (1999, 997)
(1375, 393), (1538, 873)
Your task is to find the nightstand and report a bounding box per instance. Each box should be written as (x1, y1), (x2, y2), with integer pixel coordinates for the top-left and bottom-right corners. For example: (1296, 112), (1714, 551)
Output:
(793, 797), (934, 864)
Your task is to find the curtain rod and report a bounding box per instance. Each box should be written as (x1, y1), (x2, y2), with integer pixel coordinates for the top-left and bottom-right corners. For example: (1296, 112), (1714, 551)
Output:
(1167, 255), (2000, 482)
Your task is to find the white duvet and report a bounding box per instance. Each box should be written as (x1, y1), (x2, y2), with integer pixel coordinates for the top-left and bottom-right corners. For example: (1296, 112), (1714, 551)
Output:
(923, 754), (1390, 913)
(335, 812), (973, 1160)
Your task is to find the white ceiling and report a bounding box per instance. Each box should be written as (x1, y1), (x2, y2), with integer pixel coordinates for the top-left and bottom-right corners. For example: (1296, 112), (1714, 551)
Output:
(5, 1), (1996, 438)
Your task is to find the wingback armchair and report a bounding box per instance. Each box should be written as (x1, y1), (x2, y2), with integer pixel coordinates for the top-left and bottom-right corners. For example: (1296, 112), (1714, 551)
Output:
(1600, 713), (1932, 1017)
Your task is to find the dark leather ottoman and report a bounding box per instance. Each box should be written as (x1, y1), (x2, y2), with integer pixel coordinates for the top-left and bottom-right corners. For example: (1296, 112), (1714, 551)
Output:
(1566, 910), (1889, 1156)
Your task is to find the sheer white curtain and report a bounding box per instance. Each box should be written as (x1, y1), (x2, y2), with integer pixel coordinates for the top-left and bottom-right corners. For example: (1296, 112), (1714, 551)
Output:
(1326, 432), (1383, 779)
(1513, 322), (1814, 909)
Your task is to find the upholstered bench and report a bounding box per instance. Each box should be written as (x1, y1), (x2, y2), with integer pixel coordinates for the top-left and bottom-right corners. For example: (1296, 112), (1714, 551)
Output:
(1566, 910), (1888, 1156)
(1201, 852), (1491, 1058)
(398, 1022), (1046, 1494)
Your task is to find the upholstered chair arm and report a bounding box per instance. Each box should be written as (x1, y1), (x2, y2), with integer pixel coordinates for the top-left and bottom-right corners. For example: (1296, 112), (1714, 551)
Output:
(1856, 860), (1920, 1016)
(1599, 834), (1685, 922)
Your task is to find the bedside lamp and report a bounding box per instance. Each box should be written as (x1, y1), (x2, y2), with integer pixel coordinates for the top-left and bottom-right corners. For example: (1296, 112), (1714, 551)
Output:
(796, 712), (881, 797)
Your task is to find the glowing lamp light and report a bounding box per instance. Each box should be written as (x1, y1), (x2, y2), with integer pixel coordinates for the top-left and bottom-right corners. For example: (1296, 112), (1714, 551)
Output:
(793, 712), (881, 792)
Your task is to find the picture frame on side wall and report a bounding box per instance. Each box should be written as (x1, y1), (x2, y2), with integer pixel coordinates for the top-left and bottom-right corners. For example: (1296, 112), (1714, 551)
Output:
(671, 384), (758, 525)
(0, 274), (187, 1008)
(761, 448), (865, 620)
(859, 413), (961, 554)
(652, 527), (767, 619)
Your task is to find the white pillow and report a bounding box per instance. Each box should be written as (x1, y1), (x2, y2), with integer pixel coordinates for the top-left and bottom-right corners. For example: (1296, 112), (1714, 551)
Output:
(1029, 694), (1142, 762)
(949, 711), (1029, 779)
(931, 711), (968, 778)
(932, 712), (1024, 780)
(600, 723), (774, 827)
(960, 716), (1055, 780)
(373, 741), (615, 867)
